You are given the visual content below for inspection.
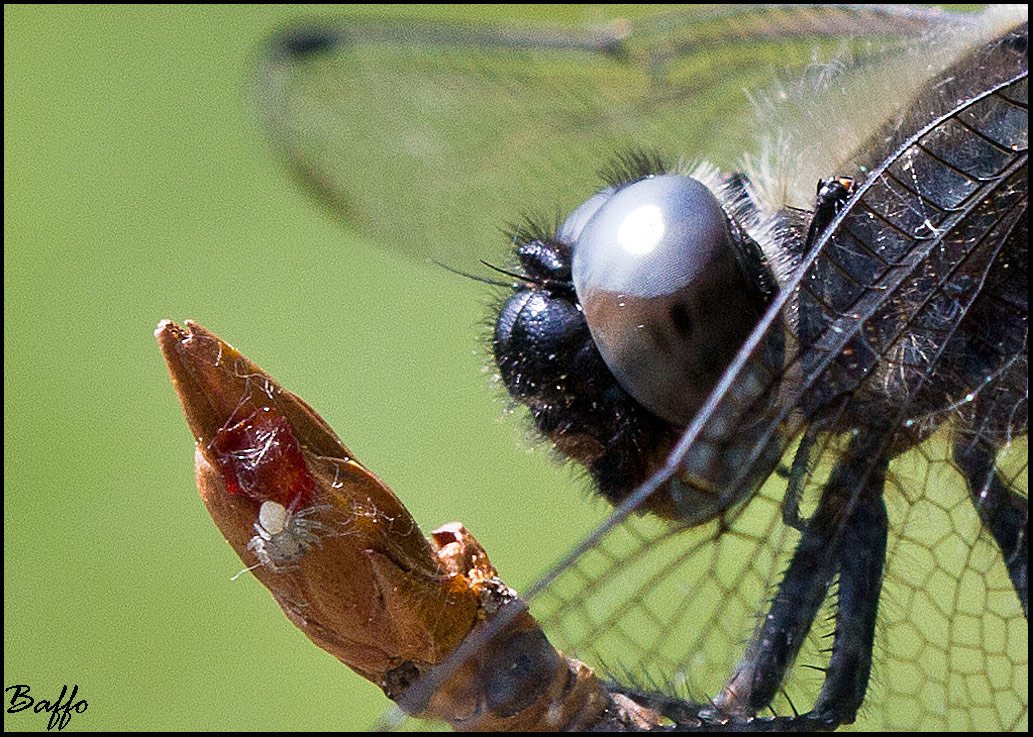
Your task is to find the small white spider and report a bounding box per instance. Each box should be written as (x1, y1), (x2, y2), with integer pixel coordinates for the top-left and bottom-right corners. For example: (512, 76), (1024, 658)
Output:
(235, 501), (330, 577)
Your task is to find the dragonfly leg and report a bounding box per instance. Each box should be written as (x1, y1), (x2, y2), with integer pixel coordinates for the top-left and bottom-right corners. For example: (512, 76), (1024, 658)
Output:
(713, 429), (889, 728)
(808, 461), (887, 723)
(953, 434), (1029, 617)
(782, 425), (820, 531)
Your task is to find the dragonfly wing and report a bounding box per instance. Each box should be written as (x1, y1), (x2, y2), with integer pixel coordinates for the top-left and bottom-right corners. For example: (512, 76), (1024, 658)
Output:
(256, 5), (970, 266)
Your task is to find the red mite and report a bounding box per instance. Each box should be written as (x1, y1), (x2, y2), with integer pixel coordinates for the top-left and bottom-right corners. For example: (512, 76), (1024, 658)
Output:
(212, 406), (314, 512)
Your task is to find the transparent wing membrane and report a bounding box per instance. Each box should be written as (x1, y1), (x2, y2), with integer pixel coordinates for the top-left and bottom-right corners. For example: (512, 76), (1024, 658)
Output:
(257, 5), (969, 264)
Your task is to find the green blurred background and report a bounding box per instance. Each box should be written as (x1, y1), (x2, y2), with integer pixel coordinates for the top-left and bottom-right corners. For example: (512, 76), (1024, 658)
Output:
(5, 5), (611, 730)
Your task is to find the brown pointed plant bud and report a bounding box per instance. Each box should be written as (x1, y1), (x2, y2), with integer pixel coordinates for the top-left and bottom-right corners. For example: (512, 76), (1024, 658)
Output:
(156, 320), (659, 731)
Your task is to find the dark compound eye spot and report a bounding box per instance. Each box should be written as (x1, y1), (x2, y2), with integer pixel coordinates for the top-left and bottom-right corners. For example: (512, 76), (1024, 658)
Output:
(670, 301), (692, 336)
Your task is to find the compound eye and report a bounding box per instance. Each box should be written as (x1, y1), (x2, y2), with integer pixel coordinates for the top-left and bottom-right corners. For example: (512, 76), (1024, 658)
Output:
(556, 185), (616, 244)
(571, 174), (758, 427)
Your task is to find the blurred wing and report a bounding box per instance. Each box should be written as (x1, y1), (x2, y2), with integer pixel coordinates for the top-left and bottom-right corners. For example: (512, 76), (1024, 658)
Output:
(256, 5), (969, 265)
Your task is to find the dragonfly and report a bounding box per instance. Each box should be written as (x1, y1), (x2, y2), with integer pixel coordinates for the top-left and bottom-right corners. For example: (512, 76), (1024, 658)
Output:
(256, 5), (1027, 731)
